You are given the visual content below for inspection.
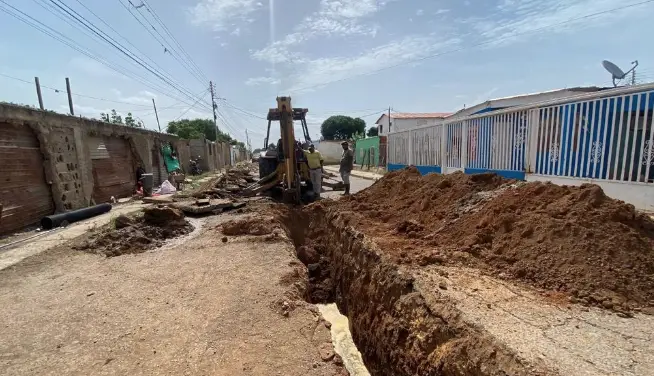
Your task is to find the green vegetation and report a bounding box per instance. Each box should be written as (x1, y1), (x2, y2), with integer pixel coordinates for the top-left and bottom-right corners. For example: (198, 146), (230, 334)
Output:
(99, 109), (144, 128)
(320, 115), (366, 140)
(166, 118), (246, 151)
(367, 126), (378, 137)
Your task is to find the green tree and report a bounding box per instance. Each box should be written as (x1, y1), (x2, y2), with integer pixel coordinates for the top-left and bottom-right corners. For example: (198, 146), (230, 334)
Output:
(320, 115), (366, 140)
(167, 118), (216, 140)
(367, 126), (378, 137)
(124, 112), (143, 128)
(166, 118), (245, 148)
(98, 109), (143, 127)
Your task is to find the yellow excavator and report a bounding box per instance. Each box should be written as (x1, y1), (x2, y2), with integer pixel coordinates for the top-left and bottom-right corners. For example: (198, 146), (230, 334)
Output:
(244, 96), (343, 203)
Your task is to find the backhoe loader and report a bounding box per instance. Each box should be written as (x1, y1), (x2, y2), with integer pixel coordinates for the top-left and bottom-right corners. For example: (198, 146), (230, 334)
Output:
(243, 97), (343, 203)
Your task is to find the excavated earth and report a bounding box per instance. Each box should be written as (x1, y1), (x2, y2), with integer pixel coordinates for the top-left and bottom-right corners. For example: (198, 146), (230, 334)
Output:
(272, 167), (654, 375)
(74, 206), (194, 257)
(341, 167), (654, 313)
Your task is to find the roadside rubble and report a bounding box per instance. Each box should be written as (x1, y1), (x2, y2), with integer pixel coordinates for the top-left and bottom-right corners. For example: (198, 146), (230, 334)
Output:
(143, 165), (258, 216)
(73, 206), (193, 257)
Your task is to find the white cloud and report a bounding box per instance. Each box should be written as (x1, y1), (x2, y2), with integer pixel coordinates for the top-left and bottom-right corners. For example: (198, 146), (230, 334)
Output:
(230, 27), (241, 36)
(140, 90), (157, 99)
(252, 0), (395, 60)
(245, 76), (281, 86)
(434, 9), (450, 15)
(465, 0), (642, 48)
(285, 35), (461, 93)
(188, 0), (263, 31)
(416, 9), (424, 16)
(111, 89), (152, 105)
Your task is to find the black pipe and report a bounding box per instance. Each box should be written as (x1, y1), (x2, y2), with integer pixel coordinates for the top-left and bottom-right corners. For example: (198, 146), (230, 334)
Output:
(41, 203), (112, 230)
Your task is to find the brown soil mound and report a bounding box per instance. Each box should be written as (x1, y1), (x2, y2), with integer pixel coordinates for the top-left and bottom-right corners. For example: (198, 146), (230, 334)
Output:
(338, 167), (654, 311)
(74, 207), (193, 257)
(220, 216), (276, 236)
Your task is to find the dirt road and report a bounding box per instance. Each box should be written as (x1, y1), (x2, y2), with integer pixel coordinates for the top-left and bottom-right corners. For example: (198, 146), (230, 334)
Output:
(0, 212), (347, 376)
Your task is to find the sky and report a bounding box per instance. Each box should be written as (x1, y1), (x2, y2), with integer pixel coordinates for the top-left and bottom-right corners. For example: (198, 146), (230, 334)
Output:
(1, 0), (654, 148)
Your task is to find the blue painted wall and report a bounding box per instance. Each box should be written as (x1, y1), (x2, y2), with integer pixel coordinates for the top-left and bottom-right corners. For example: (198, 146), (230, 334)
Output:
(467, 113), (527, 172)
(536, 90), (654, 180)
(387, 164), (441, 174)
(464, 168), (525, 180)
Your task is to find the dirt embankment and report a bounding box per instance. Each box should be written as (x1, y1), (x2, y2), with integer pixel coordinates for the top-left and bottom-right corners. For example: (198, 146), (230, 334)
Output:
(337, 167), (654, 313)
(74, 206), (193, 257)
(277, 205), (552, 376)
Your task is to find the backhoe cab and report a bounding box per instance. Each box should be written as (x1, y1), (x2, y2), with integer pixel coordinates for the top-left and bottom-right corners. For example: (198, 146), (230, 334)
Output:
(245, 97), (312, 203)
(243, 97), (345, 203)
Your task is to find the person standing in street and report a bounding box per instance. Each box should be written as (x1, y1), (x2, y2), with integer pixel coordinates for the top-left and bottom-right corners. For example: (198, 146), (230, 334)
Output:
(339, 141), (354, 195)
(304, 143), (325, 199)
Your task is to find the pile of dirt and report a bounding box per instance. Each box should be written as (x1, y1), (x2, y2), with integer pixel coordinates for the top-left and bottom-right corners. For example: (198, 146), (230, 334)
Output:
(219, 216), (281, 240)
(74, 206), (193, 257)
(337, 167), (654, 312)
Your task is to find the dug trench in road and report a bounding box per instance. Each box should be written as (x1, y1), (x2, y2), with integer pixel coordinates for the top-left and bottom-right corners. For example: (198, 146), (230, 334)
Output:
(275, 167), (654, 376)
(0, 206), (352, 376)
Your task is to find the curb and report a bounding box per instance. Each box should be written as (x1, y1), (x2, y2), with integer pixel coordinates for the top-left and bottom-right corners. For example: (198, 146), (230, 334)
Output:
(323, 167), (383, 182)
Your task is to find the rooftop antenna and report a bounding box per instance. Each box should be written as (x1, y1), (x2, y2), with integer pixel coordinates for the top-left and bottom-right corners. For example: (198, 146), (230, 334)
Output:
(602, 60), (639, 87)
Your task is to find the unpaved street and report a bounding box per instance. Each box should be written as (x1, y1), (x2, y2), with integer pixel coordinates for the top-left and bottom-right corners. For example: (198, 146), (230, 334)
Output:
(0, 212), (347, 376)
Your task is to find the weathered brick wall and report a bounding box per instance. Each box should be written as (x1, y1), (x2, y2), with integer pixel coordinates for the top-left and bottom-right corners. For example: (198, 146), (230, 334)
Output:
(0, 103), (235, 233)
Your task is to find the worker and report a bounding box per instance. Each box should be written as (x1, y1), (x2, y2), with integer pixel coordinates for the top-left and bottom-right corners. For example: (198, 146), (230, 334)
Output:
(304, 143), (324, 198)
(340, 141), (354, 195)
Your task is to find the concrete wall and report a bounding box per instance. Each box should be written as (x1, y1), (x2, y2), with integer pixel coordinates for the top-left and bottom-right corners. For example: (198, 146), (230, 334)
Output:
(313, 140), (346, 165)
(0, 103), (233, 234)
(377, 116), (444, 135)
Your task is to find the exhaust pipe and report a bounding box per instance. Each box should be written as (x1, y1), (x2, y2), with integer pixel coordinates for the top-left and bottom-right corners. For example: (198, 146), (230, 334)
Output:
(41, 203), (113, 230)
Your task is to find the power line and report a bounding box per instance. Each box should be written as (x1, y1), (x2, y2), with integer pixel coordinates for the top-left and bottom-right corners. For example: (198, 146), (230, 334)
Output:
(222, 101), (267, 120)
(288, 0), (654, 93)
(139, 0), (208, 82)
(68, 0), (179, 87)
(127, 0), (207, 84)
(174, 91), (210, 120)
(0, 1), (211, 110)
(46, 0), (205, 106)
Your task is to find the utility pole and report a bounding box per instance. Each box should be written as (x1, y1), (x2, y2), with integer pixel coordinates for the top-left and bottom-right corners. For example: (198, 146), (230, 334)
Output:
(65, 78), (74, 115)
(209, 81), (219, 133)
(245, 128), (252, 156)
(152, 98), (161, 133)
(388, 106), (392, 133)
(34, 77), (44, 110)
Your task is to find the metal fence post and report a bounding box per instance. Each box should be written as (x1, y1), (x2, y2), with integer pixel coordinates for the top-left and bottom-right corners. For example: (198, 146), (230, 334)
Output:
(527, 109), (539, 173)
(461, 120), (469, 170)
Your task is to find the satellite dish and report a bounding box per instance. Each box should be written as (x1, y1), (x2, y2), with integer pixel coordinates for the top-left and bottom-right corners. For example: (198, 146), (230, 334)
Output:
(602, 60), (626, 79)
(602, 60), (639, 87)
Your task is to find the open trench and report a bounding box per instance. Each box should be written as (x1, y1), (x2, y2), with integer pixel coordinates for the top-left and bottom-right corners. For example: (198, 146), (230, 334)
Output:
(277, 204), (549, 376)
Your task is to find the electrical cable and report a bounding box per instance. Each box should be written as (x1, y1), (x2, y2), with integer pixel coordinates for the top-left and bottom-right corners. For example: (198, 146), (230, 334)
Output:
(0, 1), (211, 110)
(45, 0), (211, 108)
(68, 0), (179, 86)
(173, 90), (210, 120)
(139, 0), (208, 82)
(127, 0), (207, 84)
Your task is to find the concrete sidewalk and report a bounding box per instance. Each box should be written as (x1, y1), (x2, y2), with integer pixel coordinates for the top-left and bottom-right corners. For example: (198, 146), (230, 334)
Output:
(324, 166), (384, 181)
(0, 202), (146, 271)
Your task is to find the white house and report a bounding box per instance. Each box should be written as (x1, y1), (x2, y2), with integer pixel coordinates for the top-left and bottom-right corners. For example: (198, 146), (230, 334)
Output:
(375, 112), (453, 135)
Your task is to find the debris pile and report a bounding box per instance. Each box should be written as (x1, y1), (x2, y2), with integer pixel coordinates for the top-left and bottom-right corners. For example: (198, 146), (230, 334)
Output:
(193, 166), (258, 199)
(219, 216), (281, 239)
(175, 165), (257, 214)
(74, 206), (193, 257)
(338, 167), (654, 312)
